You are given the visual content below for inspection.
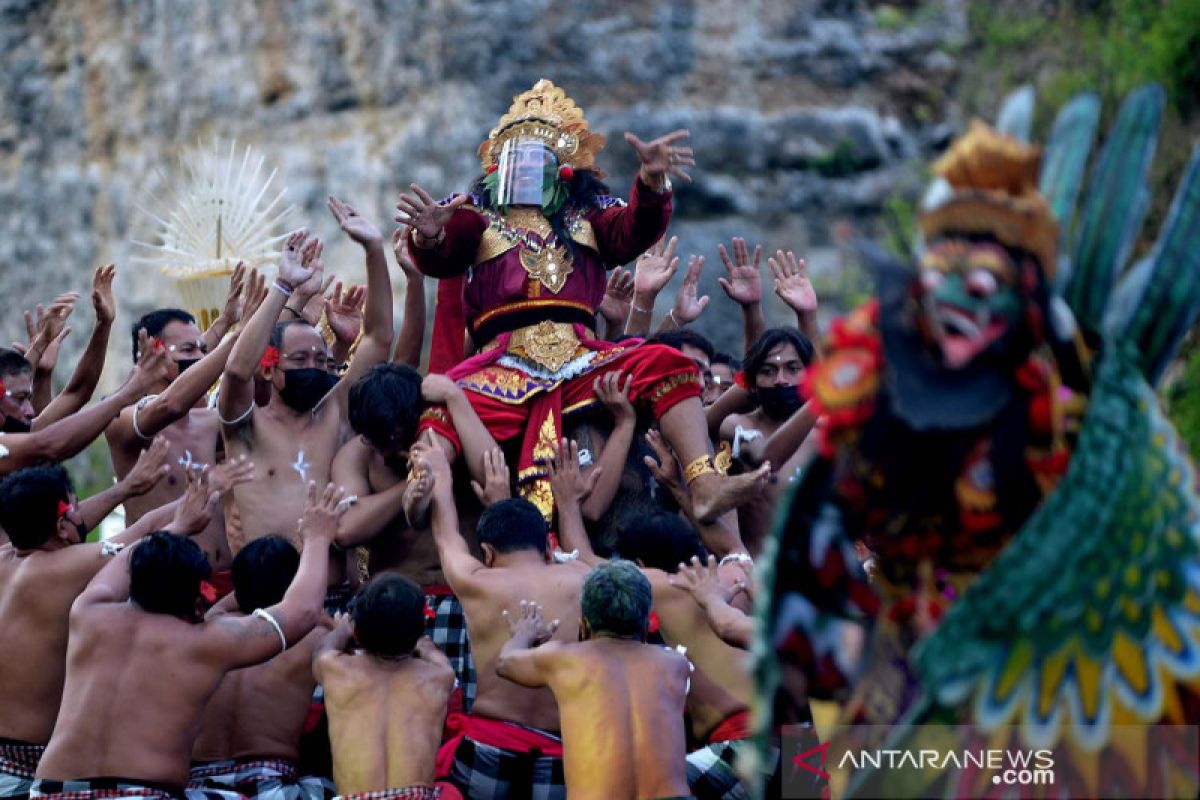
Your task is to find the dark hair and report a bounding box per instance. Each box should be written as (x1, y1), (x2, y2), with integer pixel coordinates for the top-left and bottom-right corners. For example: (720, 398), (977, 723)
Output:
(617, 511), (706, 574)
(648, 330), (716, 362)
(351, 574), (426, 657)
(0, 465), (73, 550)
(130, 532), (212, 620)
(0, 348), (32, 381)
(742, 327), (815, 380)
(476, 498), (547, 555)
(711, 352), (740, 370)
(348, 364), (423, 450)
(581, 560), (652, 639)
(269, 319), (321, 352)
(470, 168), (612, 261)
(231, 535), (299, 614)
(131, 309), (195, 362)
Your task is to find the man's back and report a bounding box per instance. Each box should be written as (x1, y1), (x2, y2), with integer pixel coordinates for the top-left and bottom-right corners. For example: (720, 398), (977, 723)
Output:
(192, 626), (325, 764)
(0, 548), (94, 744)
(320, 645), (454, 795)
(547, 639), (690, 800)
(457, 561), (588, 732)
(36, 601), (231, 786)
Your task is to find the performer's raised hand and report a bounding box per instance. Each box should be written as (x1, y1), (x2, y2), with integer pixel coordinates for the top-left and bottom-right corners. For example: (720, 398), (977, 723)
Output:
(91, 264), (117, 327)
(502, 599), (560, 647)
(768, 250), (817, 315)
(624, 129), (694, 186)
(129, 328), (173, 394)
(277, 230), (317, 290)
(717, 237), (763, 307)
(598, 268), (634, 331)
(167, 465), (216, 537)
(327, 196), (382, 248)
(547, 438), (602, 508)
(670, 554), (746, 609)
(594, 371), (635, 426)
(471, 447), (512, 507)
(213, 262), (246, 328)
(633, 236), (680, 299)
(119, 436), (172, 497)
(298, 480), (348, 544)
(672, 255), (710, 325)
(394, 184), (469, 244)
(324, 282), (366, 347)
(209, 454), (255, 497)
(391, 226), (422, 281)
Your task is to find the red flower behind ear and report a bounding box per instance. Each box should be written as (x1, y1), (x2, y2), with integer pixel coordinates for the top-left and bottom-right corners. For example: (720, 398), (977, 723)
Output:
(734, 371), (749, 389)
(57, 500), (71, 518)
(199, 580), (218, 604)
(424, 601), (437, 621)
(648, 610), (661, 634)
(260, 346), (280, 369)
(0, 378), (6, 397)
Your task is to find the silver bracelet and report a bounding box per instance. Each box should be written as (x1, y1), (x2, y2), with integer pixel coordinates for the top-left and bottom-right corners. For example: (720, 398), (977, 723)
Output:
(718, 552), (754, 569)
(253, 607), (288, 653)
(632, 303), (653, 314)
(100, 541), (125, 557)
(217, 401), (255, 427)
(272, 281), (294, 298)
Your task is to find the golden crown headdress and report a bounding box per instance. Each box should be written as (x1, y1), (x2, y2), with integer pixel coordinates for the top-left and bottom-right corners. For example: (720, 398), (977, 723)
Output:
(920, 121), (1059, 278)
(478, 79), (607, 177)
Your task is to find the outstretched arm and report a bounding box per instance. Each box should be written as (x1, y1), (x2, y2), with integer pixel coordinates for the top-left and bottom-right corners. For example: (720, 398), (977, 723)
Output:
(669, 555), (753, 648)
(421, 374), (500, 490)
(655, 255), (710, 333)
(768, 250), (821, 351)
(394, 185), (479, 279)
(548, 438), (604, 566)
(624, 236), (678, 337)
(325, 197), (393, 412)
(220, 232), (316, 430)
(312, 612), (356, 682)
(330, 438), (407, 548)
(76, 436), (171, 531)
(717, 238), (766, 356)
(420, 435), (489, 590)
(34, 266), (116, 429)
(391, 227), (427, 368)
(581, 372), (635, 522)
(496, 600), (561, 688)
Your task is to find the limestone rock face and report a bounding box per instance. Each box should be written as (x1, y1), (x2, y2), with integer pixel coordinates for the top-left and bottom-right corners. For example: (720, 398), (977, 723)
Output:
(0, 0), (965, 369)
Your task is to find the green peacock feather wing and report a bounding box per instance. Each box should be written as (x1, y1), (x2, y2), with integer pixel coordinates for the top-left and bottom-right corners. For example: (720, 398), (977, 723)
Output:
(1063, 85), (1164, 339)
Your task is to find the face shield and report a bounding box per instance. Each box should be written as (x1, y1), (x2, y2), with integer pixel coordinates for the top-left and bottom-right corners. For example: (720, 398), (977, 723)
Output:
(495, 138), (558, 207)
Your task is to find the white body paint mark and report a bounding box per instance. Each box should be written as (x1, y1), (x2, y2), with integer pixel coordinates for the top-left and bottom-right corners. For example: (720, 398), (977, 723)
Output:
(291, 450), (311, 482)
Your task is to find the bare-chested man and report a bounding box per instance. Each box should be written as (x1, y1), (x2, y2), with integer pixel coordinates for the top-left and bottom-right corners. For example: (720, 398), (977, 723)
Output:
(219, 200), (392, 602)
(32, 481), (347, 800)
(0, 452), (210, 798)
(190, 535), (335, 800)
(548, 440), (763, 800)
(105, 267), (255, 581)
(0, 330), (170, 478)
(314, 574), (456, 800)
(497, 562), (692, 800)
(417, 440), (589, 800)
(333, 366), (506, 710)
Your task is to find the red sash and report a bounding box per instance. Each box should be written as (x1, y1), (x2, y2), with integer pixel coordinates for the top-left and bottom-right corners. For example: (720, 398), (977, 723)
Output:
(435, 714), (563, 778)
(708, 709), (751, 744)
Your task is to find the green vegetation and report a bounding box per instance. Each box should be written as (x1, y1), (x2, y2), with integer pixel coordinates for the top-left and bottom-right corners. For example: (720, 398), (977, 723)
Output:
(1165, 336), (1200, 460)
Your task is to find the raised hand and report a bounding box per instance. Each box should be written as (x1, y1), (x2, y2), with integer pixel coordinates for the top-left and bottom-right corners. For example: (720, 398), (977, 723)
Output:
(391, 226), (423, 281)
(670, 554), (746, 609)
(394, 184), (470, 243)
(209, 454), (255, 496)
(471, 447), (512, 507)
(216, 262), (246, 327)
(91, 264), (117, 326)
(121, 436), (171, 496)
(327, 195), (383, 248)
(168, 466), (215, 536)
(717, 238), (763, 307)
(598, 268), (634, 330)
(547, 437), (602, 509)
(624, 129), (694, 184)
(130, 328), (173, 393)
(19, 293), (79, 373)
(768, 249), (818, 315)
(277, 230), (317, 289)
(593, 371), (635, 425)
(299, 481), (349, 543)
(503, 599), (560, 647)
(672, 255), (710, 325)
(324, 281), (366, 346)
(642, 428), (682, 496)
(633, 236), (680, 299)
(420, 373), (461, 406)
(239, 268), (270, 324)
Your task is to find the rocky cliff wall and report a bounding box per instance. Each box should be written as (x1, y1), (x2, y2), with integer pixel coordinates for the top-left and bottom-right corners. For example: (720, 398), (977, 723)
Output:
(0, 0), (967, 372)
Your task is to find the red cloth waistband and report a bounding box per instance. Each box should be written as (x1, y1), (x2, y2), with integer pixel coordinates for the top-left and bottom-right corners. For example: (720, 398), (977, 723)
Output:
(708, 709), (752, 744)
(435, 714), (562, 778)
(422, 584), (455, 598)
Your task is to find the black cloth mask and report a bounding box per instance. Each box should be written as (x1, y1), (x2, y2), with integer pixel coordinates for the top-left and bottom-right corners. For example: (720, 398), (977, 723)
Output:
(174, 357), (201, 374)
(1, 415), (31, 434)
(757, 384), (804, 421)
(279, 368), (338, 412)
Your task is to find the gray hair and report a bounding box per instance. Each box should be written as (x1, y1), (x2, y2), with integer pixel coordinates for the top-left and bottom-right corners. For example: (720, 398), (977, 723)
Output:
(581, 560), (652, 639)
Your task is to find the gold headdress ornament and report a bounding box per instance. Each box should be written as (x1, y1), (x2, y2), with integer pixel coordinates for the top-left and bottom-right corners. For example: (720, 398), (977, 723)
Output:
(920, 121), (1059, 279)
(478, 79), (607, 177)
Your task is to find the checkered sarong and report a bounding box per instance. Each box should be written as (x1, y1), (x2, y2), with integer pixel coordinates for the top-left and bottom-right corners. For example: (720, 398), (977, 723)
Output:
(331, 787), (439, 800)
(686, 740), (749, 800)
(448, 736), (564, 800)
(0, 738), (44, 797)
(30, 776), (242, 800)
(188, 758), (335, 800)
(424, 590), (475, 711)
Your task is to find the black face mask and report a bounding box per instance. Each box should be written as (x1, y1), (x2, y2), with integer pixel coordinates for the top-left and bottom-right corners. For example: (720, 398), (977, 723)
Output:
(278, 368), (338, 412)
(2, 415), (31, 434)
(174, 357), (201, 374)
(757, 384), (804, 421)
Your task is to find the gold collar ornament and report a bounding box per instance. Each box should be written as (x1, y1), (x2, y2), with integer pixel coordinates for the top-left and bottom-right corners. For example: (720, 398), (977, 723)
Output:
(479, 79), (607, 177)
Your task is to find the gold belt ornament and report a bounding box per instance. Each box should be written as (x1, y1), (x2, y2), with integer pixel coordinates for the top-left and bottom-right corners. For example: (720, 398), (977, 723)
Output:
(505, 321), (585, 373)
